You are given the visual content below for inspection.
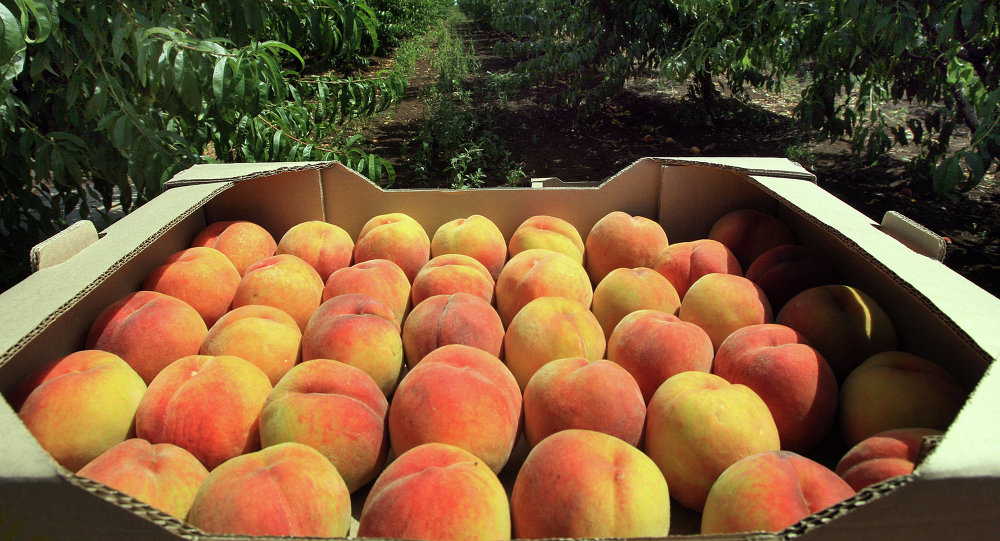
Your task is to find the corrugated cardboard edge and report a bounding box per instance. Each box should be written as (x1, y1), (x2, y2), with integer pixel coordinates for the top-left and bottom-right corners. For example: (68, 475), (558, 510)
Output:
(30, 220), (99, 271)
(66, 474), (203, 538)
(164, 160), (335, 188)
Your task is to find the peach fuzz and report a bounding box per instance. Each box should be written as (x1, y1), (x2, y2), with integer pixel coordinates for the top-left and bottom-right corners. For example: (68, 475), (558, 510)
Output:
(353, 212), (430, 283)
(836, 427), (944, 491)
(495, 248), (593, 327)
(522, 357), (645, 447)
(644, 371), (780, 511)
(388, 344), (522, 473)
(678, 273), (773, 351)
(411, 253), (495, 306)
(701, 450), (855, 534)
(744, 244), (839, 311)
(275, 220), (354, 282)
(199, 304), (302, 385)
(231, 254), (324, 332)
(259, 359), (388, 493)
(776, 284), (898, 381)
(503, 296), (606, 391)
(402, 293), (504, 368)
(187, 442), (351, 537)
(141, 246), (241, 328)
(713, 324), (839, 453)
(507, 215), (586, 264)
(651, 238), (741, 299)
(85, 290), (208, 384)
(76, 439), (209, 520)
(16, 350), (146, 472)
(190, 220), (277, 276)
(322, 258), (410, 326)
(707, 208), (795, 269)
(301, 294), (403, 397)
(607, 310), (714, 404)
(135, 354), (272, 471)
(583, 211), (669, 285)
(839, 351), (966, 446)
(358, 442), (510, 541)
(591, 267), (681, 340)
(431, 214), (508, 280)
(511, 429), (671, 539)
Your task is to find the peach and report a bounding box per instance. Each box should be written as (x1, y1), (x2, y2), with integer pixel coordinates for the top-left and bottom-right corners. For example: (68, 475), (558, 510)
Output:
(259, 359), (389, 493)
(199, 304), (302, 385)
(522, 357), (645, 447)
(322, 258), (410, 326)
(644, 371), (780, 511)
(300, 294), (403, 397)
(275, 220), (354, 281)
(707, 208), (795, 269)
(508, 215), (585, 264)
(411, 253), (495, 306)
(86, 290), (208, 384)
(839, 351), (966, 446)
(678, 273), (773, 351)
(584, 211), (669, 285)
(701, 450), (855, 534)
(187, 442), (351, 537)
(776, 285), (898, 380)
(713, 324), (839, 453)
(388, 344), (522, 473)
(76, 439), (209, 520)
(607, 310), (714, 404)
(591, 267), (681, 340)
(651, 238), (741, 299)
(431, 214), (508, 280)
(511, 429), (671, 538)
(353, 212), (430, 283)
(358, 442), (510, 541)
(16, 350), (146, 472)
(135, 354), (272, 470)
(231, 254), (324, 331)
(495, 248), (593, 327)
(141, 246), (241, 327)
(503, 296), (606, 390)
(190, 220), (277, 275)
(836, 427), (945, 491)
(402, 293), (504, 368)
(745, 244), (840, 311)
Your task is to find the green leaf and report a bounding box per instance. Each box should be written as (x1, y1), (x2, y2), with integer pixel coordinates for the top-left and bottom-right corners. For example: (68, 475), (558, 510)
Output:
(0, 3), (24, 66)
(260, 40), (304, 71)
(14, 0), (53, 44)
(960, 0), (984, 37)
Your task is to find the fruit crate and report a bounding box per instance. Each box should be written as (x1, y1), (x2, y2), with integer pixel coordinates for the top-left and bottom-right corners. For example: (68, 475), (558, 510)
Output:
(0, 157), (998, 540)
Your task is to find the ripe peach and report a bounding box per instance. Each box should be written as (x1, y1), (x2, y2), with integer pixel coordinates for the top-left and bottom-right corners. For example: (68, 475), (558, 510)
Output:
(358, 442), (510, 541)
(411, 253), (495, 306)
(190, 220), (277, 275)
(678, 273), (773, 351)
(651, 238), (742, 299)
(584, 211), (670, 285)
(713, 324), (838, 453)
(495, 248), (593, 327)
(744, 244), (839, 311)
(353, 212), (430, 283)
(839, 351), (966, 446)
(187, 442), (351, 537)
(275, 220), (354, 282)
(322, 258), (410, 326)
(607, 310), (714, 404)
(231, 254), (324, 331)
(644, 371), (780, 511)
(199, 304), (302, 386)
(76, 439), (209, 520)
(504, 296), (606, 390)
(836, 427), (944, 491)
(508, 215), (585, 264)
(431, 214), (508, 280)
(511, 429), (671, 538)
(707, 208), (795, 269)
(701, 450), (855, 534)
(16, 350), (147, 472)
(85, 290), (208, 384)
(259, 359), (389, 493)
(402, 293), (504, 368)
(135, 354), (272, 470)
(591, 267), (681, 340)
(388, 344), (522, 473)
(141, 246), (241, 328)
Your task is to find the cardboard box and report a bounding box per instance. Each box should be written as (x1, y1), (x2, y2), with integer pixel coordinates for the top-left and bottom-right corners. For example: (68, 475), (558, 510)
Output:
(1, 157), (998, 540)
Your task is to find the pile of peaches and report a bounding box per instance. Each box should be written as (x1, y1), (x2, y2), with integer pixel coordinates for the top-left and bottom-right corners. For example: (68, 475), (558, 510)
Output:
(11, 208), (968, 538)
